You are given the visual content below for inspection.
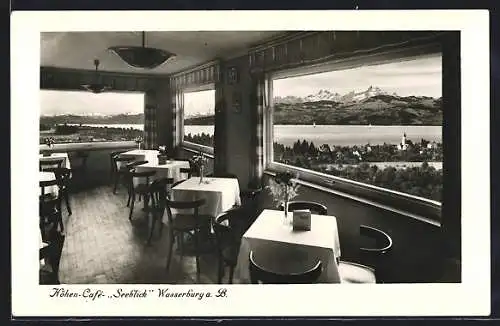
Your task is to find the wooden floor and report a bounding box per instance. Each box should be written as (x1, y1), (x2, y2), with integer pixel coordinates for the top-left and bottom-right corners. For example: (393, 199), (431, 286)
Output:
(57, 184), (234, 284)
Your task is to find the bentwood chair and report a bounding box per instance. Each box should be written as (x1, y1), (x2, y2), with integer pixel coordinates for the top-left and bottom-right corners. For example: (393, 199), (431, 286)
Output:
(44, 167), (72, 215)
(146, 177), (174, 244)
(127, 169), (156, 220)
(39, 179), (63, 238)
(112, 156), (135, 193)
(39, 228), (64, 285)
(279, 201), (328, 216)
(213, 207), (247, 284)
(40, 158), (65, 171)
(164, 198), (210, 282)
(249, 250), (323, 284)
(338, 225), (393, 283)
(109, 150), (128, 182)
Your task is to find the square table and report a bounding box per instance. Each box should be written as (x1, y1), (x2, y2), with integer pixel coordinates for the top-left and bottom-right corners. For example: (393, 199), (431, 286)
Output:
(133, 160), (191, 187)
(164, 177), (242, 223)
(233, 209), (342, 284)
(39, 152), (71, 169)
(119, 149), (160, 162)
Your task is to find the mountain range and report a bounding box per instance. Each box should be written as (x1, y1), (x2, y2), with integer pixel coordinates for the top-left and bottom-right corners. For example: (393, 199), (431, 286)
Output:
(40, 87), (442, 126)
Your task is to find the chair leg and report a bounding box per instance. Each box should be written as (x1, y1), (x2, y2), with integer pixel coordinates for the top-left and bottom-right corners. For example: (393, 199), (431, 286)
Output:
(228, 265), (235, 284)
(129, 193), (135, 220)
(217, 259), (224, 284)
(64, 192), (72, 215)
(194, 230), (200, 282)
(147, 213), (155, 245)
(57, 211), (64, 233)
(113, 174), (119, 194)
(166, 235), (174, 272)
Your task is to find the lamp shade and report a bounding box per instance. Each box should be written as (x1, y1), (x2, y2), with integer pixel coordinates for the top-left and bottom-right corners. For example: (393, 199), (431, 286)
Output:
(81, 59), (111, 94)
(108, 46), (175, 69)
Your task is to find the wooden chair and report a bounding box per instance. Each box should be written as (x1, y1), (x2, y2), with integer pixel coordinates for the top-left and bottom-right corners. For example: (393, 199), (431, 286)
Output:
(213, 207), (247, 284)
(146, 177), (174, 244)
(39, 179), (63, 238)
(109, 150), (128, 182)
(127, 170), (156, 220)
(39, 229), (64, 285)
(164, 198), (210, 282)
(338, 225), (393, 283)
(279, 201), (328, 215)
(44, 167), (72, 215)
(40, 158), (64, 171)
(112, 156), (135, 194)
(249, 251), (323, 284)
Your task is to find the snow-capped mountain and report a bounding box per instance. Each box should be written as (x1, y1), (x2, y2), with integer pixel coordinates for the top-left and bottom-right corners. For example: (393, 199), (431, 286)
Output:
(274, 86), (392, 104)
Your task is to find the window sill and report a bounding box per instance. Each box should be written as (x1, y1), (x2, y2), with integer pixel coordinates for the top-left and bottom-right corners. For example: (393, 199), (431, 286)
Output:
(264, 163), (441, 227)
(181, 141), (214, 157)
(39, 141), (137, 152)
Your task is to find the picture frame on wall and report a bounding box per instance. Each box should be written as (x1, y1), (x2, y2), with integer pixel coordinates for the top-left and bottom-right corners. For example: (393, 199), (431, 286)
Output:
(227, 66), (239, 85)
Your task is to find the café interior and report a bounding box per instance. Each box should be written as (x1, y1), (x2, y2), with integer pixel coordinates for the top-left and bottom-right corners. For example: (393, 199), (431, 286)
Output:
(37, 30), (461, 285)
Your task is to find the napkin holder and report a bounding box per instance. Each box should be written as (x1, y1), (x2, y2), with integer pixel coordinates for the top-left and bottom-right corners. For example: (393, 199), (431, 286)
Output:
(293, 209), (311, 231)
(157, 155), (168, 165)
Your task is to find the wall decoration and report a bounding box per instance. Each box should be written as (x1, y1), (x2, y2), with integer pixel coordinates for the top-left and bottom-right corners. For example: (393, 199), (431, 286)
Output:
(227, 66), (239, 85)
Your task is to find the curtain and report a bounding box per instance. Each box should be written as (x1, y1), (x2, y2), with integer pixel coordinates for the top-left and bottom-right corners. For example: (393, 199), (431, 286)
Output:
(213, 81), (226, 175)
(249, 73), (267, 188)
(143, 104), (157, 150)
(170, 89), (183, 155)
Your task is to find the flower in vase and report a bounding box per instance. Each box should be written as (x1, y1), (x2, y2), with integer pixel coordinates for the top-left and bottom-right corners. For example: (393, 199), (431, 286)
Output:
(158, 145), (167, 155)
(134, 136), (143, 144)
(266, 171), (300, 208)
(44, 137), (55, 148)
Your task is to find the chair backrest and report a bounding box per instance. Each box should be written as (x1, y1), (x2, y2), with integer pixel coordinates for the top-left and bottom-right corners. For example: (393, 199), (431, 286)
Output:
(180, 167), (193, 179)
(43, 167), (71, 187)
(126, 160), (149, 169)
(39, 179), (61, 199)
(129, 170), (156, 186)
(40, 158), (64, 171)
(279, 201), (328, 215)
(110, 151), (127, 173)
(249, 251), (323, 284)
(114, 156), (135, 170)
(149, 177), (174, 207)
(359, 225), (393, 281)
(164, 198), (206, 227)
(214, 207), (245, 258)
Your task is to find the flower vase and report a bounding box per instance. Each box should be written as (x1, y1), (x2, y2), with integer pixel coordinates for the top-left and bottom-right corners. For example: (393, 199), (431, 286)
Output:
(138, 143), (141, 150)
(199, 166), (204, 184)
(283, 200), (289, 225)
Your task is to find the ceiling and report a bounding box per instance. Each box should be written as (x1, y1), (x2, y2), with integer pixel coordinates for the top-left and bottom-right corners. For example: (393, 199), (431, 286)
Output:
(41, 31), (286, 75)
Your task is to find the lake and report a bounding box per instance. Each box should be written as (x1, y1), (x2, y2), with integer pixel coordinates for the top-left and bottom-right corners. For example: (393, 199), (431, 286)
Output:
(79, 124), (442, 147)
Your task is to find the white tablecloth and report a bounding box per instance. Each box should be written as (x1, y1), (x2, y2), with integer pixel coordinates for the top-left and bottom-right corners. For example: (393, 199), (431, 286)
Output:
(233, 209), (342, 284)
(39, 171), (58, 196)
(164, 177), (241, 223)
(39, 152), (71, 170)
(133, 160), (190, 187)
(119, 149), (160, 162)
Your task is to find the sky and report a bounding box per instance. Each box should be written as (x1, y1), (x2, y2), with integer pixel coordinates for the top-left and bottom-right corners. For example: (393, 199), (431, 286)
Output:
(40, 90), (145, 116)
(40, 55), (441, 116)
(274, 55), (442, 98)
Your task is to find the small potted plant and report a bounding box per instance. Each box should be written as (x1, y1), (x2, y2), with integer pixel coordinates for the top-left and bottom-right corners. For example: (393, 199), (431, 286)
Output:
(266, 171), (300, 225)
(42, 137), (55, 156)
(157, 145), (168, 165)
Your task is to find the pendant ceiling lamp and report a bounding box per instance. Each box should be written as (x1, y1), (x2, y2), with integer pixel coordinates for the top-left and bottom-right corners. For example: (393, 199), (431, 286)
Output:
(81, 59), (111, 94)
(108, 32), (176, 69)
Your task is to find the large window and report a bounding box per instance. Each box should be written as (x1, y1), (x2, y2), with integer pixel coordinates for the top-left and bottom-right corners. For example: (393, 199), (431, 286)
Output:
(269, 51), (443, 204)
(40, 90), (144, 144)
(183, 88), (215, 148)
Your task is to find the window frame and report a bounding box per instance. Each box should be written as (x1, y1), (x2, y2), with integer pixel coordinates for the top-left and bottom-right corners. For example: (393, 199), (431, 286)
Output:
(39, 89), (146, 146)
(180, 84), (215, 155)
(264, 43), (443, 222)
